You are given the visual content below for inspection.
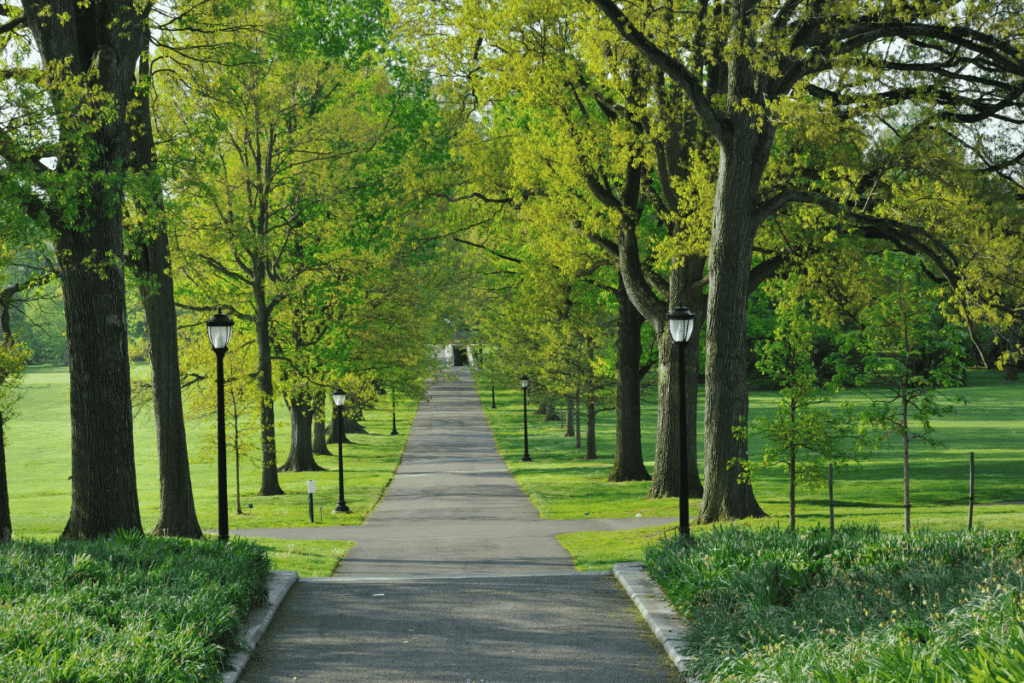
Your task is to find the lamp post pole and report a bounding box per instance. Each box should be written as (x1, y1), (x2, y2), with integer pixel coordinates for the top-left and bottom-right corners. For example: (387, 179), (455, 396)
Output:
(206, 310), (234, 542)
(668, 305), (696, 537)
(520, 375), (532, 462)
(332, 389), (351, 513)
(390, 387), (399, 436)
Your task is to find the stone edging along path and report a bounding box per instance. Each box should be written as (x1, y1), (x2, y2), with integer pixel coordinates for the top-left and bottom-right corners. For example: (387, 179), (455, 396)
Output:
(222, 570), (298, 683)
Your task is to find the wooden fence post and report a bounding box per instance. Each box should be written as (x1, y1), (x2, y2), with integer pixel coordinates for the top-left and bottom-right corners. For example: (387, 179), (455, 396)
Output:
(829, 463), (835, 534)
(968, 451), (975, 531)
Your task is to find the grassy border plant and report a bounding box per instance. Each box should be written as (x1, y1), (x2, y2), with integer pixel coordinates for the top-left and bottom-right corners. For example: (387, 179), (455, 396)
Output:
(0, 530), (271, 682)
(645, 524), (1024, 683)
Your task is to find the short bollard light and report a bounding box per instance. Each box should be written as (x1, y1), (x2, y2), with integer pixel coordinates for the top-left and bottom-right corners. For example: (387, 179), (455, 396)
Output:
(332, 388), (351, 513)
(206, 309), (233, 542)
(307, 480), (316, 523)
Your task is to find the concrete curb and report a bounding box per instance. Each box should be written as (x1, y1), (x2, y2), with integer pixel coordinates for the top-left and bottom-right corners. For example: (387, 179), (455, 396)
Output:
(222, 570), (299, 683)
(613, 562), (694, 680)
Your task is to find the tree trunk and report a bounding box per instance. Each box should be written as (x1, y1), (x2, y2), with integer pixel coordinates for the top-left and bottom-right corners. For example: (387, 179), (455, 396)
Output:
(0, 301), (10, 341)
(564, 397), (575, 437)
(58, 203), (142, 538)
(280, 391), (325, 472)
(615, 225), (707, 498)
(575, 389), (581, 449)
(544, 401), (560, 422)
(312, 392), (329, 454)
(253, 275), (285, 495)
(0, 414), (10, 543)
(327, 415), (353, 444)
(23, 0), (148, 540)
(130, 36), (202, 538)
(697, 136), (767, 523)
(609, 275), (650, 481)
(138, 231), (203, 538)
(585, 403), (597, 460)
(313, 419), (329, 454)
(647, 328), (679, 498)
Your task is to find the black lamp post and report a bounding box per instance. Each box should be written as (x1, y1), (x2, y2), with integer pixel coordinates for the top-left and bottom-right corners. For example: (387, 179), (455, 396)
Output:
(520, 375), (532, 462)
(390, 387), (399, 436)
(332, 388), (351, 513)
(206, 310), (233, 542)
(668, 305), (696, 537)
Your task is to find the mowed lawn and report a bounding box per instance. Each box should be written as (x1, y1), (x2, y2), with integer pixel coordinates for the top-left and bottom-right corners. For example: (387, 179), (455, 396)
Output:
(5, 365), (417, 574)
(477, 369), (1023, 568)
(5, 365), (1021, 572)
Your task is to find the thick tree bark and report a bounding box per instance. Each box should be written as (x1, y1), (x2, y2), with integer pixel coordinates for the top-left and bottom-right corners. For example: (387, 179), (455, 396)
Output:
(647, 329), (679, 498)
(280, 391), (326, 472)
(326, 416), (354, 444)
(575, 389), (581, 449)
(564, 397), (575, 437)
(59, 218), (143, 538)
(697, 135), (767, 523)
(585, 403), (597, 460)
(312, 392), (329, 454)
(0, 414), (10, 543)
(609, 274), (650, 482)
(313, 419), (329, 454)
(614, 224), (707, 499)
(0, 294), (13, 340)
(23, 0), (147, 539)
(253, 277), (285, 495)
(138, 231), (203, 538)
(130, 36), (202, 538)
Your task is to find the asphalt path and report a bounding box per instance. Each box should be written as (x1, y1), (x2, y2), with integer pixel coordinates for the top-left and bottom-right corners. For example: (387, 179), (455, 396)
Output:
(234, 367), (682, 682)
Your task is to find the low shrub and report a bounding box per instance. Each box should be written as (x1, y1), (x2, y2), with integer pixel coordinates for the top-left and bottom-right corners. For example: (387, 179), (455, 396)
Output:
(0, 529), (271, 682)
(645, 524), (1024, 682)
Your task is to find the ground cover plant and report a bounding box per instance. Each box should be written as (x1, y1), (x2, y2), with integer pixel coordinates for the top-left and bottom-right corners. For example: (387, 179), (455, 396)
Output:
(644, 525), (1024, 683)
(0, 530), (271, 682)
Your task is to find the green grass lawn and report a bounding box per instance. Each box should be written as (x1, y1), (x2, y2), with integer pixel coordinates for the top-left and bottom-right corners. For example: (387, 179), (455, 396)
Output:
(5, 364), (414, 575)
(7, 365), (1022, 576)
(477, 369), (1023, 568)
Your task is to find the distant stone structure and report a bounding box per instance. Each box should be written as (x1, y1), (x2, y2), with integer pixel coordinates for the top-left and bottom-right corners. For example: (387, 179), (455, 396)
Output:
(441, 331), (476, 367)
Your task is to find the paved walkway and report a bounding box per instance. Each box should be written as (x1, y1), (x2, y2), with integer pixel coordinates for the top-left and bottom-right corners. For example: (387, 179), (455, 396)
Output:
(233, 368), (682, 682)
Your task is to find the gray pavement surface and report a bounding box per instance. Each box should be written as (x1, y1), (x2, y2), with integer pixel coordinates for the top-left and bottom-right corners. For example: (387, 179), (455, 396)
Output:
(237, 574), (681, 683)
(232, 368), (685, 682)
